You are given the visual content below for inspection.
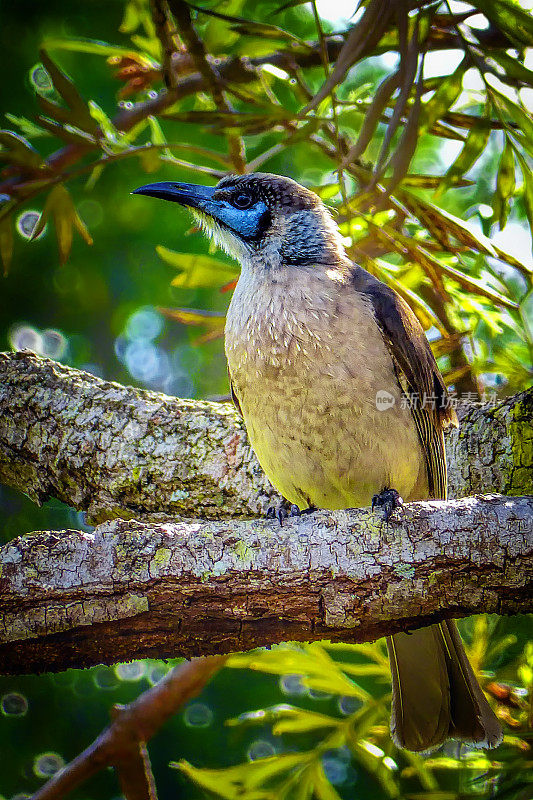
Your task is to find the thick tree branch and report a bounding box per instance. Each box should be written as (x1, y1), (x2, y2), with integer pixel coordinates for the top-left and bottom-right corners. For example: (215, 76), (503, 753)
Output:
(1, 494), (531, 674)
(0, 352), (531, 523)
(0, 350), (274, 522)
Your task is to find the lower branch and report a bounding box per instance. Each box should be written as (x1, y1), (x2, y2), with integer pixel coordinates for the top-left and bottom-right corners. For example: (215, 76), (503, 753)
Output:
(1, 494), (531, 675)
(31, 655), (226, 800)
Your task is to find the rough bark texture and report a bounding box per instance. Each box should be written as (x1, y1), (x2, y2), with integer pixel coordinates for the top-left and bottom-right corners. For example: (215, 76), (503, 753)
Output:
(0, 350), (274, 522)
(1, 352), (532, 523)
(1, 494), (531, 674)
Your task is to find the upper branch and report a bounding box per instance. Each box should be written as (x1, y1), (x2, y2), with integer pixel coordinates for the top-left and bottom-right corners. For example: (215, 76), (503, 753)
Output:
(0, 350), (275, 522)
(0, 351), (531, 523)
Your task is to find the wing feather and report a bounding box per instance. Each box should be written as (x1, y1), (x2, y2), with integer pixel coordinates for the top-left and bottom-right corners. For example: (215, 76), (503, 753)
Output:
(352, 266), (458, 499)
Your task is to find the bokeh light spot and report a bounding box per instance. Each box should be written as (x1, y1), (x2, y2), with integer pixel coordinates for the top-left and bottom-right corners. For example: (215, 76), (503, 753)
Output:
(279, 674), (306, 696)
(1, 692), (28, 717)
(92, 666), (120, 691)
(147, 663), (169, 685)
(16, 210), (44, 240)
(183, 702), (213, 728)
(124, 340), (169, 383)
(41, 329), (68, 359)
(33, 752), (65, 779)
(247, 740), (276, 761)
(321, 755), (348, 785)
(29, 63), (54, 94)
(307, 688), (332, 701)
(8, 324), (43, 354)
(125, 306), (163, 342)
(337, 695), (363, 715)
(115, 661), (146, 681)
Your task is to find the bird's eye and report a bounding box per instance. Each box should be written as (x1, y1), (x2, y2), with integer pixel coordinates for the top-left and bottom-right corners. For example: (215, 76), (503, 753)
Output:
(232, 191), (253, 210)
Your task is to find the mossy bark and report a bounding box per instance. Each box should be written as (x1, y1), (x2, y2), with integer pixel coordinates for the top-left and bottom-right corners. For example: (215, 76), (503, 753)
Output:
(1, 352), (532, 523)
(1, 495), (531, 674)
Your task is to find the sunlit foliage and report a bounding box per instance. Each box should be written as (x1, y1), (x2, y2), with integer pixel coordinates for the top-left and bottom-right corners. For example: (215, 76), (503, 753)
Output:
(0, 2), (532, 799)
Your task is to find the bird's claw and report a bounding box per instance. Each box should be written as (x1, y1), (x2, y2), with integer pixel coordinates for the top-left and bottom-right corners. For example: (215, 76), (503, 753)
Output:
(372, 488), (404, 522)
(266, 499), (301, 526)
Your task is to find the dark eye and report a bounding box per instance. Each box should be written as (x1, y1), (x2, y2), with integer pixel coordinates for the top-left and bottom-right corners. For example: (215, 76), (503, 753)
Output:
(232, 191), (253, 210)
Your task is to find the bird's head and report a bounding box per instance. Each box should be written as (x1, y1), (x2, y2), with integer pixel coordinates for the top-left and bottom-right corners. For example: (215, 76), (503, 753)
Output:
(133, 172), (346, 268)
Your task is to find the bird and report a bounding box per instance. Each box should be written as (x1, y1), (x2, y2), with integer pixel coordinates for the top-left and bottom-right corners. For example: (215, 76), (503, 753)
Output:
(133, 172), (503, 752)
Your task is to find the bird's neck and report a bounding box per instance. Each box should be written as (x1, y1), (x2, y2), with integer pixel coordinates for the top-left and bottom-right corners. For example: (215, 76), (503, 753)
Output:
(224, 260), (352, 374)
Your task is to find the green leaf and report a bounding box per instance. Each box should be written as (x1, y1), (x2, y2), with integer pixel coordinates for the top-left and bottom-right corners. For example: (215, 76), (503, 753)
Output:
(487, 78), (533, 147)
(42, 36), (157, 66)
(4, 114), (50, 139)
(418, 59), (467, 137)
(494, 135), (516, 228)
(311, 762), (342, 800)
(35, 116), (96, 145)
(39, 50), (94, 130)
(175, 753), (307, 800)
(349, 738), (400, 799)
(0, 215), (13, 274)
(515, 149), (533, 252)
(88, 101), (124, 150)
(32, 185), (92, 264)
(474, 0), (533, 47)
(271, 708), (340, 736)
(156, 247), (238, 289)
(159, 307), (226, 343)
(489, 51), (533, 87)
(0, 130), (45, 170)
(437, 120), (491, 197)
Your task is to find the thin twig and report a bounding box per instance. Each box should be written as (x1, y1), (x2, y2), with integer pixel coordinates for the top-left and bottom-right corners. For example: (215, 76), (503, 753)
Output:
(31, 657), (227, 800)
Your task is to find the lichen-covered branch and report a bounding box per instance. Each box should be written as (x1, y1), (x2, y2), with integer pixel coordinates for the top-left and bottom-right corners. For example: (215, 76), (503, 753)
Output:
(1, 352), (531, 524)
(0, 350), (275, 522)
(1, 494), (531, 674)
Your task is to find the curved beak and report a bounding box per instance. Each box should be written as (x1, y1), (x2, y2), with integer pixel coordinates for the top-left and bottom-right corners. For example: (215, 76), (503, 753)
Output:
(132, 181), (215, 210)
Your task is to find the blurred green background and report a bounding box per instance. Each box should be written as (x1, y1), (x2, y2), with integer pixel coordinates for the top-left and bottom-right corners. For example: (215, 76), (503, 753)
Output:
(0, 1), (532, 799)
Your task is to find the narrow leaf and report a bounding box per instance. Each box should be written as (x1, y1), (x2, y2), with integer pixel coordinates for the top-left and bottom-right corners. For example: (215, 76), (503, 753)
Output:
(42, 36), (156, 66)
(175, 753), (307, 798)
(494, 136), (516, 229)
(418, 59), (467, 137)
(474, 0), (533, 47)
(0, 130), (44, 169)
(437, 120), (491, 197)
(39, 50), (87, 114)
(515, 149), (533, 253)
(32, 184), (92, 263)
(157, 247), (238, 289)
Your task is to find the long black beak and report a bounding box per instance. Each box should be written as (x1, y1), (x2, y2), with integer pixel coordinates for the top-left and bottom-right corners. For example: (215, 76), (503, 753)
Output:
(132, 181), (215, 210)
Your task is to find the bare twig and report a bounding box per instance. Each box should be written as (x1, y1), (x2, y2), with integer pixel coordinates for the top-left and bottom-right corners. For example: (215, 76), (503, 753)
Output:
(168, 0), (246, 172)
(31, 656), (226, 800)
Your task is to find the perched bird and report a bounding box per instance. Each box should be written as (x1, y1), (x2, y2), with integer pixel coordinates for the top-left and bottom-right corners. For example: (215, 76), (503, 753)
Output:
(133, 173), (503, 752)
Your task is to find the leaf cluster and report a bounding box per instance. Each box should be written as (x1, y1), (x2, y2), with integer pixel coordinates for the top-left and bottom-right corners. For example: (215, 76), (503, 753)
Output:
(176, 626), (532, 800)
(2, 0), (531, 394)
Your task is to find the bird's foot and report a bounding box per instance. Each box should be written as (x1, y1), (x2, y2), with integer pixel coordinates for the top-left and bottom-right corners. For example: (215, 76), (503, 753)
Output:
(266, 500), (316, 526)
(372, 487), (403, 522)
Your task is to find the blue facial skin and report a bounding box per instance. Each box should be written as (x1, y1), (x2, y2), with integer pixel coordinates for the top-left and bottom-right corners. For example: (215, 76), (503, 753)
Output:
(203, 199), (270, 240)
(132, 182), (270, 241)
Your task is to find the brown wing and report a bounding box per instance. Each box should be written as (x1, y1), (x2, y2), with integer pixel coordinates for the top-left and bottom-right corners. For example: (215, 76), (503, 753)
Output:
(228, 370), (243, 416)
(352, 267), (458, 500)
